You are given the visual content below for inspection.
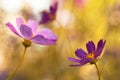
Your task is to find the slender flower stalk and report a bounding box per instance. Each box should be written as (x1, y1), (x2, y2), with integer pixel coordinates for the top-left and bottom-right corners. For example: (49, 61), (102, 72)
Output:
(6, 39), (31, 80)
(6, 46), (27, 80)
(94, 63), (101, 80)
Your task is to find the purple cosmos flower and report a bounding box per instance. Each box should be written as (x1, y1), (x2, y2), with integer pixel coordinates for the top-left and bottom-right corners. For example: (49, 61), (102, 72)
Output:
(68, 39), (106, 66)
(0, 71), (7, 80)
(6, 17), (57, 45)
(39, 2), (58, 24)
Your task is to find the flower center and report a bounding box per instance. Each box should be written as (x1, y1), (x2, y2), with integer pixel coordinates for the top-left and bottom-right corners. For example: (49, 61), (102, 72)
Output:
(86, 52), (94, 59)
(49, 14), (55, 20)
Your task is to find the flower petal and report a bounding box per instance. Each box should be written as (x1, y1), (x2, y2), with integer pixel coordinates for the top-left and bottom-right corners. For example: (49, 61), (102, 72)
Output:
(79, 58), (92, 66)
(16, 17), (23, 28)
(69, 64), (83, 66)
(69, 58), (92, 66)
(31, 35), (56, 45)
(95, 39), (106, 58)
(26, 19), (38, 35)
(38, 28), (57, 40)
(68, 57), (80, 63)
(86, 41), (95, 53)
(19, 25), (32, 38)
(6, 22), (21, 37)
(50, 2), (58, 14)
(39, 11), (51, 24)
(97, 39), (104, 49)
(75, 49), (87, 59)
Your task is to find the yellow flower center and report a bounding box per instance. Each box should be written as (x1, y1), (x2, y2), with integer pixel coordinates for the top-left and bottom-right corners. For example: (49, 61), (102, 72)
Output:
(86, 52), (94, 59)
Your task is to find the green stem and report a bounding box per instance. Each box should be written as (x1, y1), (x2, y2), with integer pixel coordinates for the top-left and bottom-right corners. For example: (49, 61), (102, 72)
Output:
(94, 63), (101, 80)
(6, 47), (27, 80)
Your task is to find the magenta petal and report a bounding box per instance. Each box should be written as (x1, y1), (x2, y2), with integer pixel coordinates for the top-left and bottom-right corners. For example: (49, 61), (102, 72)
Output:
(26, 20), (38, 34)
(86, 41), (95, 53)
(6, 22), (21, 37)
(19, 25), (32, 38)
(38, 28), (57, 40)
(75, 49), (87, 59)
(16, 18), (23, 28)
(68, 57), (80, 63)
(95, 40), (106, 58)
(31, 35), (56, 45)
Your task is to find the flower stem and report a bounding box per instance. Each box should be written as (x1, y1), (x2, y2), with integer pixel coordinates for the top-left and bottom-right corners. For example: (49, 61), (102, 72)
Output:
(6, 47), (27, 80)
(94, 63), (101, 80)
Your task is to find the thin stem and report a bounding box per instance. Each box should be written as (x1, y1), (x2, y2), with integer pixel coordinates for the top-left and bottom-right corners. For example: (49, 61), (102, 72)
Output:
(94, 63), (101, 80)
(6, 47), (27, 80)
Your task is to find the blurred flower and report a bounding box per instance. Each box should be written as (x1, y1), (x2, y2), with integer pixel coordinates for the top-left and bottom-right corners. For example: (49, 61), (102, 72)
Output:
(68, 39), (106, 66)
(0, 71), (7, 80)
(6, 17), (57, 45)
(39, 2), (58, 24)
(74, 0), (85, 8)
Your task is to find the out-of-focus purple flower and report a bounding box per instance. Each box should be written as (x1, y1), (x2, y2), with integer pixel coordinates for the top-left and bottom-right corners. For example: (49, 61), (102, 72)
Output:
(0, 71), (7, 80)
(68, 39), (106, 66)
(6, 17), (57, 45)
(39, 2), (58, 24)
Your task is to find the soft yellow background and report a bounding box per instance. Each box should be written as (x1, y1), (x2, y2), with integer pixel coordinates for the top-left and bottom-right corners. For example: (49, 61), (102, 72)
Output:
(0, 0), (120, 80)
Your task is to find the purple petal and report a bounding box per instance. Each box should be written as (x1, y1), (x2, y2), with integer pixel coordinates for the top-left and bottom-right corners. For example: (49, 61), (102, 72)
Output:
(97, 39), (104, 49)
(75, 49), (87, 59)
(38, 28), (57, 40)
(69, 58), (92, 66)
(26, 19), (38, 35)
(68, 57), (81, 63)
(0, 71), (7, 80)
(79, 58), (92, 66)
(6, 22), (21, 37)
(19, 25), (32, 38)
(50, 2), (58, 14)
(31, 35), (56, 45)
(69, 64), (83, 66)
(16, 17), (23, 28)
(39, 11), (51, 24)
(86, 41), (95, 53)
(95, 40), (106, 58)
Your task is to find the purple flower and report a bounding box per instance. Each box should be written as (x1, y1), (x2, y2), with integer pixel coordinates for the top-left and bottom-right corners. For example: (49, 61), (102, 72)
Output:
(68, 39), (106, 66)
(0, 71), (7, 80)
(39, 2), (58, 24)
(6, 17), (57, 45)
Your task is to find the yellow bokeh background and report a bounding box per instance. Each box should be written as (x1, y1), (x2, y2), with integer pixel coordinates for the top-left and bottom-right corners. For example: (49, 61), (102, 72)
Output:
(0, 0), (120, 80)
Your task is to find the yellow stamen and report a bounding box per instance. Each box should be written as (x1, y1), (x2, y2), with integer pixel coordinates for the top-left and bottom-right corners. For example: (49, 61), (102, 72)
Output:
(86, 53), (94, 59)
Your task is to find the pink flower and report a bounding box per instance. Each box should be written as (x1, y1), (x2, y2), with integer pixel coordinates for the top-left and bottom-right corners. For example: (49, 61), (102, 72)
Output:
(75, 0), (85, 8)
(6, 17), (57, 45)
